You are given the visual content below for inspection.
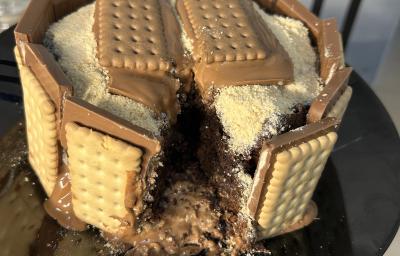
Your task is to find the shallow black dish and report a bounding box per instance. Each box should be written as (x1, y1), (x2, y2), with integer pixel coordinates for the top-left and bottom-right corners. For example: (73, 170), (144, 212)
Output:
(1, 26), (399, 256)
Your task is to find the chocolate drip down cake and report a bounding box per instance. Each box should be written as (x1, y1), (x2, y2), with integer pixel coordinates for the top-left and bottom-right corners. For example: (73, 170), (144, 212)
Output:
(14, 0), (353, 254)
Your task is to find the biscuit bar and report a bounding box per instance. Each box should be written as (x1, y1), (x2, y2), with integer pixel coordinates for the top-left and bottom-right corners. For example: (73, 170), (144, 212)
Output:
(94, 0), (184, 120)
(22, 43), (73, 131)
(176, 0), (293, 96)
(95, 0), (171, 72)
(65, 122), (143, 235)
(15, 47), (59, 196)
(318, 19), (345, 82)
(247, 118), (338, 239)
(61, 97), (161, 156)
(307, 68), (352, 123)
(48, 97), (161, 232)
(257, 200), (318, 239)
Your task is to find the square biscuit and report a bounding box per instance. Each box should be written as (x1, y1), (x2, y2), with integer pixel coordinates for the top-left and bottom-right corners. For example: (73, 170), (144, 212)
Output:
(180, 0), (272, 64)
(176, 0), (293, 94)
(247, 118), (338, 239)
(256, 132), (337, 237)
(257, 200), (318, 240)
(15, 47), (59, 196)
(318, 19), (345, 82)
(95, 0), (171, 72)
(65, 122), (143, 235)
(93, 0), (183, 118)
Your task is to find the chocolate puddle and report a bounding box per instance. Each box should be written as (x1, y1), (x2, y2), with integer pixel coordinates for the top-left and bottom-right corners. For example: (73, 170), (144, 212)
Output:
(44, 165), (87, 231)
(123, 167), (224, 255)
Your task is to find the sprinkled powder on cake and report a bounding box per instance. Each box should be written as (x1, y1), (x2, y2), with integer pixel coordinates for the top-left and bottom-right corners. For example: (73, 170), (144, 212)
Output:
(43, 4), (165, 136)
(214, 4), (323, 154)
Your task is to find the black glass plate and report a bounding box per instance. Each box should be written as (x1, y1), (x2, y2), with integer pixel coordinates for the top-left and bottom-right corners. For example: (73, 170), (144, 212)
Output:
(1, 24), (400, 256)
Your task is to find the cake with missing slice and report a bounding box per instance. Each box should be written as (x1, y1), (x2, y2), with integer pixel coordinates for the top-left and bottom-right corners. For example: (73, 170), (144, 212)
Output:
(14, 0), (352, 254)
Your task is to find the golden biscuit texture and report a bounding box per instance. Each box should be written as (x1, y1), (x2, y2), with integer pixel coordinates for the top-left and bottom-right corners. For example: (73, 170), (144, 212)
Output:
(95, 0), (171, 71)
(177, 0), (293, 94)
(15, 47), (59, 196)
(181, 0), (271, 63)
(256, 132), (338, 238)
(65, 122), (143, 234)
(257, 201), (318, 240)
(327, 86), (352, 121)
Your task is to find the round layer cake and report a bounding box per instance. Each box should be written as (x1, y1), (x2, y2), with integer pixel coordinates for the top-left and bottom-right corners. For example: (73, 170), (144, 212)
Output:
(14, 0), (352, 254)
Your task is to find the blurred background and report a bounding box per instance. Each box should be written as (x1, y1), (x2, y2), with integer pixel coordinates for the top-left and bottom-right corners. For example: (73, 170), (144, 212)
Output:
(0, 0), (28, 32)
(300, 0), (400, 133)
(0, 0), (399, 255)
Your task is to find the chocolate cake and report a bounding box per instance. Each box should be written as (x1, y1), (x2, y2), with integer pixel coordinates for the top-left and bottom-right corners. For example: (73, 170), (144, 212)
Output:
(13, 0), (353, 254)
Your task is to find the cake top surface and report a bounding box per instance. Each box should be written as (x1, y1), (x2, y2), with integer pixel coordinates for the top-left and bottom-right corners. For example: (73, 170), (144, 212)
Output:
(44, 1), (322, 153)
(213, 3), (322, 154)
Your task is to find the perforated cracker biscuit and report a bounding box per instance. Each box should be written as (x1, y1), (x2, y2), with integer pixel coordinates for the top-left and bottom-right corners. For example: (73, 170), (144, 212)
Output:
(65, 122), (143, 234)
(257, 132), (337, 237)
(257, 201), (318, 239)
(94, 0), (182, 119)
(95, 0), (172, 72)
(15, 47), (59, 196)
(247, 118), (338, 239)
(176, 0), (293, 95)
(180, 0), (272, 63)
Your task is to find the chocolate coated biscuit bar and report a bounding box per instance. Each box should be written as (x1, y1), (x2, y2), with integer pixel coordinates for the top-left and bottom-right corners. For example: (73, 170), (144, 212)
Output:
(64, 122), (143, 235)
(15, 47), (60, 197)
(247, 118), (338, 238)
(177, 0), (294, 96)
(94, 0), (185, 120)
(22, 43), (73, 132)
(318, 19), (345, 82)
(46, 97), (162, 232)
(307, 68), (352, 123)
